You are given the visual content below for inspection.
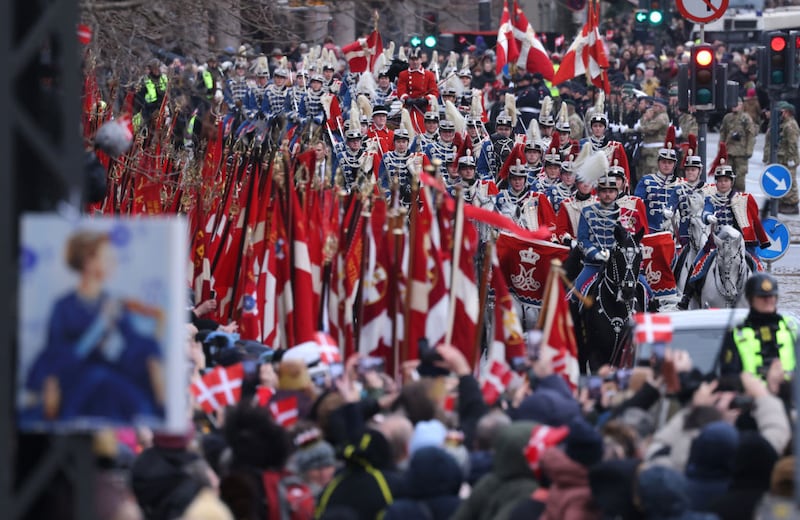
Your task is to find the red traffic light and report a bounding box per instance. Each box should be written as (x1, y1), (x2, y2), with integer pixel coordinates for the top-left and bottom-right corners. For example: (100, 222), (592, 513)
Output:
(695, 49), (713, 67)
(771, 36), (787, 52)
(795, 35), (800, 48)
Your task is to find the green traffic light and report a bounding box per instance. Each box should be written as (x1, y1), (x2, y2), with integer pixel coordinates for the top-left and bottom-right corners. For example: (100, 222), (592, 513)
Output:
(696, 88), (712, 104)
(424, 35), (437, 48)
(772, 70), (786, 84)
(648, 10), (663, 25)
(410, 35), (422, 47)
(635, 11), (647, 23)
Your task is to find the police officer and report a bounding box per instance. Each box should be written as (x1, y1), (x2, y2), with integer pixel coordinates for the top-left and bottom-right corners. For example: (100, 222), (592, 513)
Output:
(135, 59), (169, 125)
(764, 101), (800, 214)
(718, 273), (796, 379)
(720, 98), (758, 192)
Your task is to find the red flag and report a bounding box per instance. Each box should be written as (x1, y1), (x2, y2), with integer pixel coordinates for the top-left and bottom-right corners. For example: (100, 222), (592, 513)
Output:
(239, 238), (261, 341)
(491, 249), (526, 363)
(256, 386), (275, 407)
(496, 0), (520, 75)
(341, 197), (364, 358)
(315, 331), (342, 364)
(450, 216), (480, 366)
(290, 187), (317, 346)
(495, 233), (570, 307)
(537, 266), (579, 390)
(552, 0), (609, 92)
(525, 425), (569, 477)
(511, 1), (555, 81)
(342, 31), (383, 74)
(633, 313), (673, 344)
(641, 232), (677, 297)
(270, 396), (299, 428)
(480, 359), (514, 405)
(190, 363), (245, 413)
(358, 199), (394, 360)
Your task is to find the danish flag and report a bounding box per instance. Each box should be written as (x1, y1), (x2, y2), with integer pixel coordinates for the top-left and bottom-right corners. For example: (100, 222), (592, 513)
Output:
(190, 363), (244, 413)
(525, 425), (569, 477)
(633, 313), (673, 345)
(480, 360), (514, 406)
(270, 396), (299, 428)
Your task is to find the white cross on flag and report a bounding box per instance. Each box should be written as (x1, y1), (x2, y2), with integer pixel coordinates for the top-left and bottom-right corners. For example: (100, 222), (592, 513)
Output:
(270, 395), (299, 428)
(481, 360), (515, 406)
(633, 313), (673, 344)
(315, 331), (342, 365)
(190, 363), (245, 413)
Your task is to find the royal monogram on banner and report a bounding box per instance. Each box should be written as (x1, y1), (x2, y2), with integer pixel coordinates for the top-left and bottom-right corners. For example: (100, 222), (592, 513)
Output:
(640, 232), (677, 298)
(496, 233), (570, 306)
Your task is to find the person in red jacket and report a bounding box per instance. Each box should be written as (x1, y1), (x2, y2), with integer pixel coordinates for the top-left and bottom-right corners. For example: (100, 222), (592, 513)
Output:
(397, 48), (439, 133)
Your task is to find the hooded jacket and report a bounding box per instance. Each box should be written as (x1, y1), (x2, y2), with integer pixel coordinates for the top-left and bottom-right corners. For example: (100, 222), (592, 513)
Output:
(451, 421), (539, 520)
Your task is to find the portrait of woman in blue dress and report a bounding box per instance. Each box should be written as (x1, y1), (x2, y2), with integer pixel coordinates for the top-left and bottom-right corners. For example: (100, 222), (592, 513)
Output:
(23, 230), (165, 425)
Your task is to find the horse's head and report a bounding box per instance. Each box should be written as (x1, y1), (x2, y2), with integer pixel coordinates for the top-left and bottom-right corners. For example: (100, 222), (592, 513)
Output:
(687, 193), (711, 251)
(713, 225), (745, 269)
(606, 224), (644, 301)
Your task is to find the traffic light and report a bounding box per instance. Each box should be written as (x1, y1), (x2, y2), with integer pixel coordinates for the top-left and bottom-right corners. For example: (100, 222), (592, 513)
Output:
(648, 0), (664, 25)
(691, 44), (716, 109)
(767, 32), (790, 87)
(790, 30), (800, 88)
(633, 9), (648, 42)
(422, 12), (438, 49)
(410, 35), (422, 47)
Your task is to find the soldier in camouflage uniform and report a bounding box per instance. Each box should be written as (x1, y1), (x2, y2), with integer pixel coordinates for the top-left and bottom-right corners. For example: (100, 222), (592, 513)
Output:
(720, 99), (758, 192)
(635, 99), (670, 179)
(764, 101), (800, 214)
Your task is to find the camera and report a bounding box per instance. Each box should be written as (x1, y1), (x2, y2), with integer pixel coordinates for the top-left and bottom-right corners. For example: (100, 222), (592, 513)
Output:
(731, 131), (741, 142)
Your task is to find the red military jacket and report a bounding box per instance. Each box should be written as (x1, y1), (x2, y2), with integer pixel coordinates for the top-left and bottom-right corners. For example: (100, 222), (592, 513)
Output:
(397, 67), (439, 104)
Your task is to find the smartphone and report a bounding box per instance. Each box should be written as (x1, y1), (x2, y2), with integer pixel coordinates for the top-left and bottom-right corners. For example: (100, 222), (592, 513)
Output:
(580, 375), (603, 401)
(329, 362), (344, 380)
(358, 357), (385, 374)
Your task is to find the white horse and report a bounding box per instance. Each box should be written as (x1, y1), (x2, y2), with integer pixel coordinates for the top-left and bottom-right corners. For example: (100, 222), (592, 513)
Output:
(675, 192), (711, 298)
(697, 225), (751, 309)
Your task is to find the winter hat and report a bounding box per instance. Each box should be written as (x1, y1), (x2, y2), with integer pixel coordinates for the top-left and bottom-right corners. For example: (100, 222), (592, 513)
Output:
(565, 418), (603, 468)
(770, 457), (795, 498)
(685, 421), (739, 479)
(731, 432), (778, 488)
(409, 419), (447, 454)
(637, 465), (693, 518)
(131, 446), (205, 520)
(589, 459), (642, 520)
(510, 389), (580, 426)
(405, 446), (463, 499)
(278, 360), (312, 391)
(294, 440), (336, 474)
(182, 488), (234, 520)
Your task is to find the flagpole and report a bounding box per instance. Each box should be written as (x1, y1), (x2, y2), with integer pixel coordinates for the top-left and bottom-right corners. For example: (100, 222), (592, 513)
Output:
(355, 182), (374, 355)
(402, 173), (419, 372)
(472, 238), (494, 373)
(536, 259), (557, 332)
(389, 176), (404, 383)
(445, 190), (465, 346)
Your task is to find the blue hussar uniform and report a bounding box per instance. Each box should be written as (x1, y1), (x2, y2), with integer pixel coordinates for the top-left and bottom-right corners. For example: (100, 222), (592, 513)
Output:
(575, 199), (621, 294)
(424, 137), (458, 188)
(672, 180), (714, 246)
(333, 130), (365, 192)
(633, 171), (678, 233)
(224, 75), (251, 112)
(261, 83), (289, 122)
(378, 132), (414, 205)
(547, 181), (576, 214)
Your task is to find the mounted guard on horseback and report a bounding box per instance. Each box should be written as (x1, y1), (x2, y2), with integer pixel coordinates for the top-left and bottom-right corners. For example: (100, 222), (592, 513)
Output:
(677, 145), (771, 309)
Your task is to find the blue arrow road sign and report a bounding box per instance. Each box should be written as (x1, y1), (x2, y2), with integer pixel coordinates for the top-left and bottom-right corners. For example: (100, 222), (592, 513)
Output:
(760, 164), (793, 199)
(757, 217), (790, 261)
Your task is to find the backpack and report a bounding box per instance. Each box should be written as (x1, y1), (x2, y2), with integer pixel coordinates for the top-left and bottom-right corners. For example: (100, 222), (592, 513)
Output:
(262, 470), (315, 520)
